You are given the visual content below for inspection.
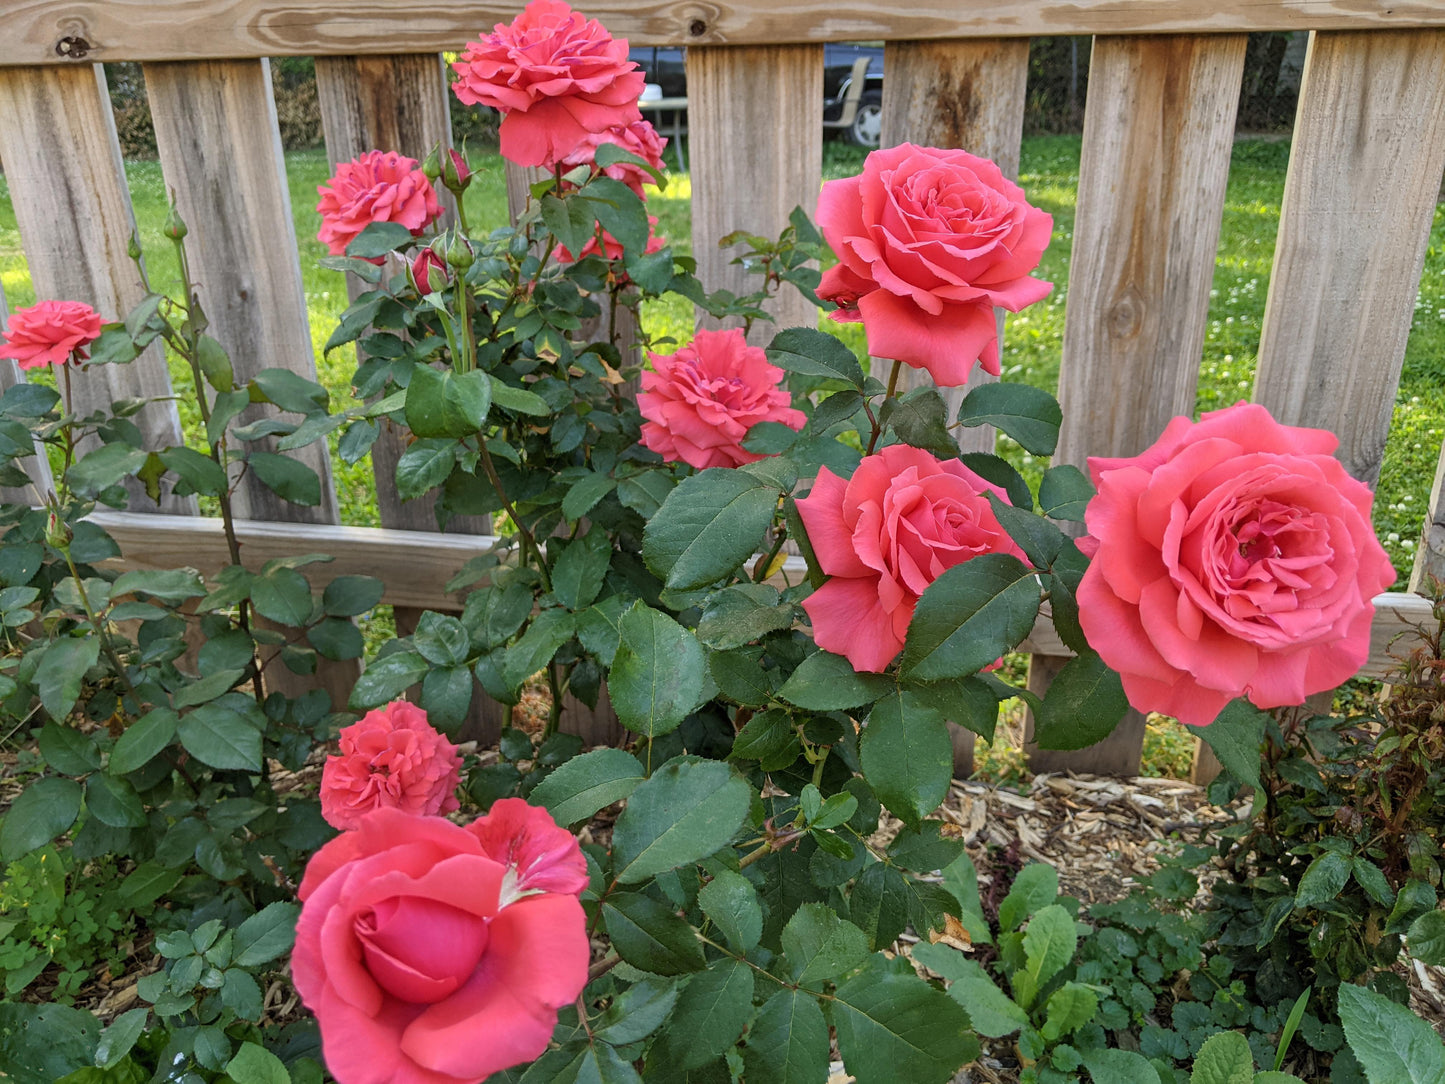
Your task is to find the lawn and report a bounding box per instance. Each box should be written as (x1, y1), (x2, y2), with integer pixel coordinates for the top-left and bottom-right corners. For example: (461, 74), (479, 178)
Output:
(3, 134), (1441, 780)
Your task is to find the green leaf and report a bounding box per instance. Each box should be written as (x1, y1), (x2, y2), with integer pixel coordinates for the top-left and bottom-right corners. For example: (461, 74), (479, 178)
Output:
(395, 438), (456, 500)
(177, 705), (263, 771)
(642, 469), (779, 591)
(322, 575), (384, 617)
(1079, 1048), (1161, 1084)
(697, 869), (763, 953)
(901, 554), (1040, 681)
(249, 368), (329, 414)
(1041, 982), (1098, 1042)
(208, 389), (251, 446)
(1386, 880), (1436, 934)
(612, 758), (750, 884)
(502, 609), (576, 691)
(488, 377), (549, 416)
(743, 988), (831, 1084)
(37, 723), (101, 775)
(0, 1002), (101, 1084)
(405, 365), (490, 438)
(697, 583), (795, 651)
(832, 955), (980, 1084)
(118, 862), (182, 909)
(158, 445), (227, 497)
(888, 822), (967, 873)
(249, 567), (314, 626)
(173, 667), (247, 709)
(36, 637), (101, 722)
(529, 748), (645, 826)
(346, 220), (415, 259)
(1197, 699), (1267, 792)
(657, 958), (754, 1070)
(1338, 982), (1445, 1084)
(65, 443), (148, 495)
(551, 533), (611, 611)
(225, 1041), (291, 1084)
(998, 863), (1059, 933)
(1296, 852), (1351, 910)
(1, 777), (83, 861)
(561, 472), (617, 523)
(779, 649), (892, 711)
(1038, 465), (1093, 521)
(110, 708), (178, 774)
(583, 176), (650, 257)
(859, 691), (952, 828)
(602, 892), (705, 975)
(1020, 905), (1077, 1006)
(781, 903), (870, 985)
(593, 977), (679, 1046)
(84, 772), (147, 828)
(766, 327), (866, 387)
(609, 603), (706, 738)
(247, 451), (321, 506)
(886, 387), (959, 458)
(911, 943), (1027, 1037)
(850, 862), (912, 951)
(1352, 857), (1396, 909)
(413, 610), (470, 667)
(1188, 1031), (1255, 1084)
(1031, 651), (1128, 750)
(309, 617), (365, 661)
(111, 568), (207, 603)
(94, 1007), (148, 1070)
(957, 382), (1061, 456)
(349, 650), (429, 708)
(1407, 910), (1445, 966)
(233, 902), (300, 968)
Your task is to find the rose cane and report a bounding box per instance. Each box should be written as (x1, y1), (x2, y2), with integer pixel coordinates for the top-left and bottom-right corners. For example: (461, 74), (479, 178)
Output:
(1076, 401), (1396, 727)
(293, 802), (589, 1084)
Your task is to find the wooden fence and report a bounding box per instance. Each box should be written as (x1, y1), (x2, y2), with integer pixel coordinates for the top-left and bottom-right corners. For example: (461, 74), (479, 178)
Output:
(3, 2), (1445, 779)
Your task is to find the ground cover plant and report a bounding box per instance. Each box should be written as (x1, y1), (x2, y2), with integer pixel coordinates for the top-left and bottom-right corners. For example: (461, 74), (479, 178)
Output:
(1, 3), (1443, 1082)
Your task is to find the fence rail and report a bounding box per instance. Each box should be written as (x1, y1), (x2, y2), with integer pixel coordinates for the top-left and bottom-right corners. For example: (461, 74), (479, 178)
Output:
(3, 1), (1445, 777)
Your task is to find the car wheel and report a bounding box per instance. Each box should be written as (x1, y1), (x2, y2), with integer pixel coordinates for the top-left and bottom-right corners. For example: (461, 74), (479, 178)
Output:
(845, 92), (882, 147)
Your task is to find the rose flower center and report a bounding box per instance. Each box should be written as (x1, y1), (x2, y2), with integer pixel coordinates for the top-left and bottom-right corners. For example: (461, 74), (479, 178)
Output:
(355, 895), (489, 1004)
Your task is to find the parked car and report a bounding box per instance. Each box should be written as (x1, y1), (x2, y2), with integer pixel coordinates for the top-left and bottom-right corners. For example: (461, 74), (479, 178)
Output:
(628, 43), (884, 147)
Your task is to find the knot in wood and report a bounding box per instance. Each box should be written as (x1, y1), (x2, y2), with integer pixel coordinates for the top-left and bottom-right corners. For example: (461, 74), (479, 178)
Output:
(688, 19), (708, 36)
(55, 35), (91, 59)
(1106, 283), (1145, 340)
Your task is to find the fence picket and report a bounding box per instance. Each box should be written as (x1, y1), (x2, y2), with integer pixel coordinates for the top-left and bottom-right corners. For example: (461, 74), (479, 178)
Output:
(0, 64), (193, 513)
(144, 58), (356, 706)
(1255, 30), (1445, 490)
(879, 37), (1030, 775)
(1027, 33), (1248, 776)
(688, 44), (823, 339)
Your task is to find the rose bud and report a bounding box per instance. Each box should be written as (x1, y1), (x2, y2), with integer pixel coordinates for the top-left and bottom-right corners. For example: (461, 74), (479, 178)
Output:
(409, 247), (450, 296)
(442, 148), (472, 195)
(440, 231), (476, 271)
(162, 204), (188, 240)
(419, 144), (442, 182)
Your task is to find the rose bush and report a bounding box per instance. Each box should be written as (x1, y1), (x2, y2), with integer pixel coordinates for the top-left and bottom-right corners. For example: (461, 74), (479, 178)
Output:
(817, 143), (1053, 386)
(796, 443), (1024, 671)
(0, 299), (103, 370)
(638, 327), (806, 468)
(316, 149), (443, 257)
(451, 0), (644, 168)
(1078, 401), (1396, 726)
(293, 804), (589, 1084)
(319, 701), (463, 830)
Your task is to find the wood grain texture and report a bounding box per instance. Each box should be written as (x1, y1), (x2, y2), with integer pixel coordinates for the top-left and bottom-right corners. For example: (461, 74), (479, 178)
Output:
(878, 38), (1029, 776)
(688, 44), (822, 339)
(1055, 34), (1247, 467)
(1413, 441), (1445, 589)
(1033, 34), (1246, 776)
(6, 2), (1445, 65)
(144, 58), (340, 526)
(0, 283), (55, 504)
(1254, 29), (1445, 486)
(0, 64), (192, 512)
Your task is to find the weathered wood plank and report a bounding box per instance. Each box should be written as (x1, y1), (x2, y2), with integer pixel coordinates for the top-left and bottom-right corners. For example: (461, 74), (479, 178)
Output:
(0, 282), (56, 504)
(144, 58), (340, 525)
(688, 44), (822, 339)
(85, 511), (1435, 681)
(1029, 34), (1247, 777)
(0, 63), (192, 512)
(879, 37), (1029, 776)
(6, 2), (1445, 65)
(315, 52), (505, 739)
(144, 58), (354, 707)
(1255, 30), (1445, 487)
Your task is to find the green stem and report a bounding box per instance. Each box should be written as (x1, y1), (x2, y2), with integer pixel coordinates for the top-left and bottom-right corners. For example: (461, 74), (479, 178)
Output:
(545, 665), (564, 739)
(865, 359), (905, 455)
(752, 529), (787, 583)
(884, 358), (903, 401)
(478, 439), (550, 593)
(62, 547), (141, 708)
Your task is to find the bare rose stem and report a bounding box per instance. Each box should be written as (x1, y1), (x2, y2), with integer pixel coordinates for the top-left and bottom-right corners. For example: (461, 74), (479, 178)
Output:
(864, 359), (905, 455)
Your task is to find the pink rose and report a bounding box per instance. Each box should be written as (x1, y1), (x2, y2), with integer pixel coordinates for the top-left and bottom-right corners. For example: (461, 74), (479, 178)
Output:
(797, 444), (1024, 672)
(638, 328), (807, 470)
(294, 803), (589, 1084)
(816, 144), (1053, 387)
(1077, 402), (1396, 727)
(408, 248), (450, 296)
(555, 216), (665, 265)
(452, 0), (645, 169)
(319, 701), (462, 831)
(317, 150), (443, 258)
(556, 118), (667, 196)
(0, 300), (103, 370)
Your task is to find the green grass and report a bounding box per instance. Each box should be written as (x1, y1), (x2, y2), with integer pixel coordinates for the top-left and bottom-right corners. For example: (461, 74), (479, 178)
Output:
(4, 134), (1441, 781)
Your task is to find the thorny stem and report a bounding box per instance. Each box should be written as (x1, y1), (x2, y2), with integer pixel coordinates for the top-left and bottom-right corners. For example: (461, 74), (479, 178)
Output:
(587, 953), (620, 982)
(865, 359), (906, 456)
(737, 827), (807, 870)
